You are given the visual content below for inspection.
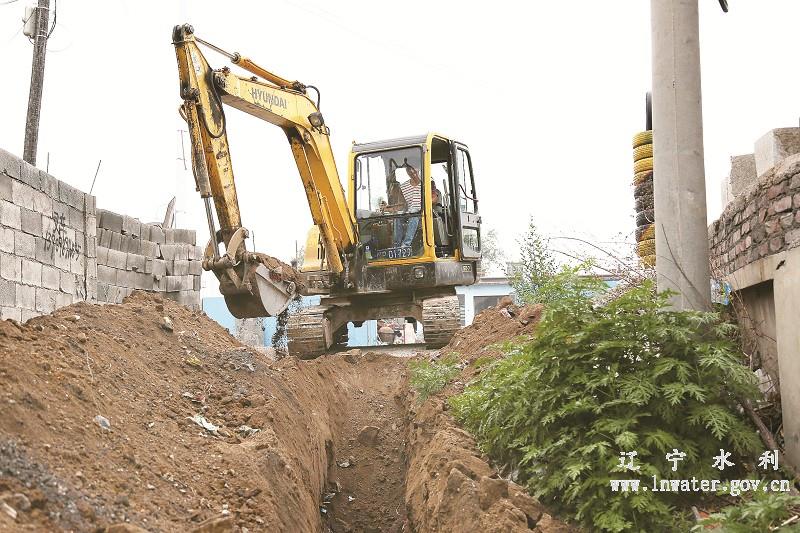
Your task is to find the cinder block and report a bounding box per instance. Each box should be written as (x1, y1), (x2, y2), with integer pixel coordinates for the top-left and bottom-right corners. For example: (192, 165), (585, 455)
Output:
(11, 180), (35, 210)
(55, 292), (72, 309)
(98, 228), (111, 248)
(68, 206), (83, 230)
(21, 259), (42, 286)
(189, 260), (203, 276)
(16, 283), (35, 310)
(85, 194), (96, 216)
(117, 270), (136, 289)
(165, 228), (177, 244)
(0, 279), (15, 307)
(34, 237), (52, 265)
(35, 287), (57, 314)
(107, 249), (127, 269)
(140, 240), (158, 258)
(152, 259), (167, 277)
(99, 209), (124, 233)
(32, 189), (51, 217)
(122, 215), (141, 238)
(97, 264), (117, 285)
(86, 259), (97, 279)
(143, 257), (153, 274)
(0, 148), (23, 180)
(135, 272), (152, 290)
(0, 228), (14, 254)
(19, 160), (42, 190)
(86, 215), (97, 239)
(96, 281), (109, 302)
(41, 265), (60, 290)
(150, 226), (166, 244)
(1, 306), (21, 322)
(160, 244), (179, 261)
(54, 247), (70, 271)
(183, 229), (197, 246)
(191, 245), (203, 261)
(21, 309), (40, 322)
(155, 275), (167, 291)
(59, 181), (84, 210)
(51, 200), (68, 221)
(1, 201), (21, 229)
(127, 237), (141, 255)
(14, 231), (35, 259)
(40, 172), (58, 199)
(86, 238), (96, 259)
(106, 284), (120, 303)
(165, 275), (183, 292)
(168, 259), (190, 276)
(20, 208), (43, 237)
(193, 275), (201, 291)
(139, 224), (151, 242)
(96, 245), (109, 265)
(1, 254), (20, 282)
(0, 174), (12, 202)
(126, 253), (146, 272)
(60, 271), (76, 295)
(755, 128), (800, 178)
(109, 230), (122, 251)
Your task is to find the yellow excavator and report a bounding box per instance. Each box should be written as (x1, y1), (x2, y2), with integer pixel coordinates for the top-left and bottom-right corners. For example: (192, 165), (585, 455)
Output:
(172, 24), (482, 357)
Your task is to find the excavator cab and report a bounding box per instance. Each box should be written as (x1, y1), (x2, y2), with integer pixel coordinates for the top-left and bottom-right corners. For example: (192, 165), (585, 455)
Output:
(350, 134), (482, 267)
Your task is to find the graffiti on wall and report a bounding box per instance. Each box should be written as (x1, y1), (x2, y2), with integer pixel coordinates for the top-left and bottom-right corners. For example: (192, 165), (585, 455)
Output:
(44, 212), (82, 260)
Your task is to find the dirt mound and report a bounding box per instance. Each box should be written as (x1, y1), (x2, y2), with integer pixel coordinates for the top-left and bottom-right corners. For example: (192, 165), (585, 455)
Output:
(444, 300), (542, 361)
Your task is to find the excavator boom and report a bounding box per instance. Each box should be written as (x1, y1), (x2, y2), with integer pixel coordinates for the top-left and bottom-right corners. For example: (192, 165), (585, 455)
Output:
(172, 24), (357, 317)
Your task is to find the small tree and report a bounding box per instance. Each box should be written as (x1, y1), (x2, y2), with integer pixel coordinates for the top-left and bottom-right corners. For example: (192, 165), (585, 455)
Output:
(479, 228), (505, 275)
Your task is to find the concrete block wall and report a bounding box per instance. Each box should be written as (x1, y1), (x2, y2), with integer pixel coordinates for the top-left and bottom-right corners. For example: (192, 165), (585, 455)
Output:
(0, 146), (202, 321)
(95, 209), (202, 309)
(0, 148), (96, 322)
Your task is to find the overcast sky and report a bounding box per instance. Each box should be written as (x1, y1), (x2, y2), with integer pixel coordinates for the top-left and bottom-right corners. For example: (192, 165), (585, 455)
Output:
(2, 1), (799, 293)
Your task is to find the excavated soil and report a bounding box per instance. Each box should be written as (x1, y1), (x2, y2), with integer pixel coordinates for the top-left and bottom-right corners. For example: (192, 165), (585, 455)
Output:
(0, 293), (567, 532)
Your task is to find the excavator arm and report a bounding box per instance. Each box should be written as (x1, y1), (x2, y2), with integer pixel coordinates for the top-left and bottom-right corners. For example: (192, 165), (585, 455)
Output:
(172, 24), (357, 318)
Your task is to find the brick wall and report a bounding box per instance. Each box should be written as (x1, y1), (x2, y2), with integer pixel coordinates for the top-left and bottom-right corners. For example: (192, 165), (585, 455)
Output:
(709, 155), (800, 275)
(0, 147), (201, 322)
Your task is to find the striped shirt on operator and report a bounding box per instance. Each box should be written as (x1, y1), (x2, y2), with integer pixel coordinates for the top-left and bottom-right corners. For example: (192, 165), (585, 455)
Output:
(399, 179), (421, 212)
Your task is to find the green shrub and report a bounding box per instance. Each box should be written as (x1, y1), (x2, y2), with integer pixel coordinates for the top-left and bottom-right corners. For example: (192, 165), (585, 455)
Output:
(409, 356), (460, 401)
(450, 281), (761, 532)
(693, 492), (800, 532)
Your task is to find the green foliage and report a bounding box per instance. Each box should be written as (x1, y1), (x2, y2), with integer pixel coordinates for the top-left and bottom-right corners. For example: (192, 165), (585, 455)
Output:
(450, 281), (761, 532)
(510, 219), (606, 305)
(694, 492), (800, 532)
(409, 355), (460, 401)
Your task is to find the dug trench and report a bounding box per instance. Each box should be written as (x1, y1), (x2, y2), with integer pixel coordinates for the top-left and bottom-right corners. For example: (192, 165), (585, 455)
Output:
(0, 292), (568, 532)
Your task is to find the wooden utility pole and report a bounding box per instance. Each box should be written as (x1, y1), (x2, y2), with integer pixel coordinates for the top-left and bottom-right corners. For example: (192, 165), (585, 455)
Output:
(22, 0), (51, 166)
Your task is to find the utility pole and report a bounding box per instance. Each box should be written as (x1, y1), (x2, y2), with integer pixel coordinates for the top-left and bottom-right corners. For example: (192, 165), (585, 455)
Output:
(650, 0), (711, 311)
(22, 0), (51, 166)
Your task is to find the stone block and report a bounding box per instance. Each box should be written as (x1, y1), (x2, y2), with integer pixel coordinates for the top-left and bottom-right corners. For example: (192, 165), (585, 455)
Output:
(165, 228), (177, 244)
(0, 174), (10, 201)
(21, 259), (42, 286)
(20, 208), (43, 237)
(107, 249), (127, 269)
(54, 247), (70, 271)
(127, 237), (141, 255)
(1, 200), (21, 229)
(41, 265), (60, 290)
(85, 194), (95, 216)
(126, 253), (146, 272)
(96, 281), (109, 302)
(1, 254), (20, 282)
(135, 272), (152, 290)
(35, 287), (57, 314)
(69, 252), (84, 275)
(99, 209), (124, 233)
(16, 283), (35, 310)
(150, 226), (166, 244)
(60, 271), (76, 295)
(172, 228), (196, 245)
(55, 292), (73, 309)
(99, 227), (112, 248)
(86, 215), (96, 239)
(144, 257), (154, 274)
(0, 148), (23, 180)
(14, 231), (35, 259)
(755, 128), (800, 179)
(0, 228), (14, 254)
(155, 276), (167, 291)
(117, 270), (136, 289)
(97, 264), (117, 285)
(0, 279), (15, 307)
(140, 240), (158, 258)
(34, 237), (52, 265)
(193, 275), (201, 291)
(68, 206), (83, 230)
(86, 238), (96, 259)
(160, 244), (180, 261)
(122, 215), (141, 238)
(191, 245), (203, 261)
(21, 309), (40, 322)
(59, 181), (85, 210)
(165, 275), (184, 292)
(1, 306), (21, 322)
(189, 260), (203, 276)
(106, 284), (121, 303)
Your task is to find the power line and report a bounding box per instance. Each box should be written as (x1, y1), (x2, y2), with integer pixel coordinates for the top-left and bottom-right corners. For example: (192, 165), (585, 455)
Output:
(0, 0), (22, 5)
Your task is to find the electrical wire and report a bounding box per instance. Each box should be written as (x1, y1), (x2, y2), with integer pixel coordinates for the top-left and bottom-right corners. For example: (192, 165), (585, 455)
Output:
(47, 0), (56, 38)
(0, 0), (21, 5)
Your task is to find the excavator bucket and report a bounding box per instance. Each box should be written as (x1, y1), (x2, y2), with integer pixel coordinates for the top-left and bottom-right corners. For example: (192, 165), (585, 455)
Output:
(222, 256), (299, 319)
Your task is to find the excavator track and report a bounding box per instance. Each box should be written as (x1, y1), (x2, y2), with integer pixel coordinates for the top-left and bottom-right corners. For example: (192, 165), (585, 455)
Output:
(287, 305), (348, 359)
(421, 295), (461, 348)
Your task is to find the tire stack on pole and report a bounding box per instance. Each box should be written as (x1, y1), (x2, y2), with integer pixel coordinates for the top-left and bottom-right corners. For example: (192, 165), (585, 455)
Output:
(632, 130), (655, 267)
